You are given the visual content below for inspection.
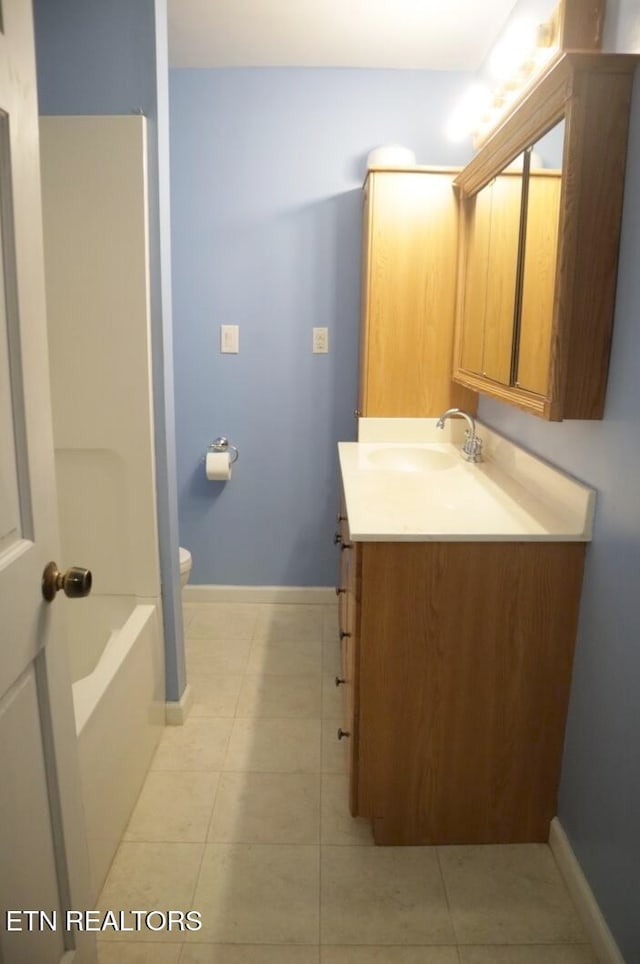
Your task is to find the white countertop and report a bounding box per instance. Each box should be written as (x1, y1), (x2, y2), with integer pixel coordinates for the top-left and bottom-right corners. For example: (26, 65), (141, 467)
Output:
(339, 418), (595, 542)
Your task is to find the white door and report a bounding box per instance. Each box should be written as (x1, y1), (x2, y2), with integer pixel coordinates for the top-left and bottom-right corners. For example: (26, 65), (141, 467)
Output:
(0, 2), (95, 962)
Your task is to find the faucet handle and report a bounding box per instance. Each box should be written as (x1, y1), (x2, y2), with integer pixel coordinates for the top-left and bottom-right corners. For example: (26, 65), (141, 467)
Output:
(463, 431), (483, 463)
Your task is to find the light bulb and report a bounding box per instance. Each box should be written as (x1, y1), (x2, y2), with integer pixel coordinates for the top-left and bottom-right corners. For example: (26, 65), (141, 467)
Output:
(445, 84), (491, 143)
(488, 18), (537, 82)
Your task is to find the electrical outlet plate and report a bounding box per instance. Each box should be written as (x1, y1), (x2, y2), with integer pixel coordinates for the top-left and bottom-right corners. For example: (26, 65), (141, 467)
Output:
(220, 325), (239, 353)
(313, 327), (328, 353)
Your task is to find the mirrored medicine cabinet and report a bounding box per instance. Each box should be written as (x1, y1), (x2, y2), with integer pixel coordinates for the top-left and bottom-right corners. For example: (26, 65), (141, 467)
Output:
(453, 52), (638, 420)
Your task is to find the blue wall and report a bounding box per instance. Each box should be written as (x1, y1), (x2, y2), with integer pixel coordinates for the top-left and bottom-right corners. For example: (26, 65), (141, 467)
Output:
(170, 68), (472, 586)
(33, 0), (186, 701)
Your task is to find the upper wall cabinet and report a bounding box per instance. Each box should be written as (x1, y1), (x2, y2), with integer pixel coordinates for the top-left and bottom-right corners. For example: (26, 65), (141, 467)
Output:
(359, 168), (476, 417)
(453, 53), (638, 420)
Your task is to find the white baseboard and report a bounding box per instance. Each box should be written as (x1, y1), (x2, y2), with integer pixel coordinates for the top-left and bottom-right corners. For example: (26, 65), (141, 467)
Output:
(183, 585), (337, 605)
(165, 683), (193, 726)
(549, 817), (625, 964)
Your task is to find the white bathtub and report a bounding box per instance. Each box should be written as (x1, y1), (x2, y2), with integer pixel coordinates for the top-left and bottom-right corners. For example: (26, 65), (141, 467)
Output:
(67, 596), (165, 900)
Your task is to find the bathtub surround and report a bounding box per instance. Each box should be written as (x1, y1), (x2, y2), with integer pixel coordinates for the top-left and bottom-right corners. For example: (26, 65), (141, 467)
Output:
(170, 67), (473, 587)
(71, 604), (164, 899)
(33, 0), (187, 705)
(40, 117), (161, 602)
(39, 115), (166, 901)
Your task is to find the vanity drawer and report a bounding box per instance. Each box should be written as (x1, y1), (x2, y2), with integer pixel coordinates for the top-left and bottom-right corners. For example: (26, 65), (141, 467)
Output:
(334, 503), (361, 814)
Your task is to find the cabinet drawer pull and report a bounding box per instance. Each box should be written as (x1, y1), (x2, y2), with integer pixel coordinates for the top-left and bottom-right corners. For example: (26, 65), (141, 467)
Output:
(337, 728), (351, 740)
(336, 513), (346, 523)
(335, 587), (346, 595)
(341, 542), (353, 552)
(353, 409), (361, 419)
(333, 531), (342, 545)
(339, 630), (351, 640)
(335, 676), (346, 686)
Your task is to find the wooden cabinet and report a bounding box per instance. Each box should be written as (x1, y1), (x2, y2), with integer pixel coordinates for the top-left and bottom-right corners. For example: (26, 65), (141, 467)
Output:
(359, 167), (476, 417)
(337, 530), (586, 845)
(453, 52), (638, 420)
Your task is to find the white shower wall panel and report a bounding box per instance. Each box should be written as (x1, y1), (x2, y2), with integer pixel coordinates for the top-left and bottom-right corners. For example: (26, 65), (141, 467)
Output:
(40, 115), (160, 599)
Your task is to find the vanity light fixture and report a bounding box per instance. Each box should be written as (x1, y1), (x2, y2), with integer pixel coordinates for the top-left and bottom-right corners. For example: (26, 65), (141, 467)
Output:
(474, 14), (558, 144)
(446, 0), (604, 146)
(445, 82), (491, 143)
(488, 17), (539, 82)
(445, 7), (560, 146)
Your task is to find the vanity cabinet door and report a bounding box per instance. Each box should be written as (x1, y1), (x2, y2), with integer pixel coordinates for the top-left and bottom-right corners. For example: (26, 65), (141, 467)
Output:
(341, 541), (360, 814)
(359, 168), (476, 417)
(353, 539), (585, 846)
(336, 501), (361, 813)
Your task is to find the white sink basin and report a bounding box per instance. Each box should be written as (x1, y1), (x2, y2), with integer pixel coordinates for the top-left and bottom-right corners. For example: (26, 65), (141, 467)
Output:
(365, 446), (457, 473)
(339, 422), (595, 542)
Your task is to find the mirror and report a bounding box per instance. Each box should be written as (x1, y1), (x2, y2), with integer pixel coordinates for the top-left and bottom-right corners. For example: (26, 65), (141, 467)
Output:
(459, 122), (564, 396)
(460, 152), (526, 386)
(515, 121), (564, 396)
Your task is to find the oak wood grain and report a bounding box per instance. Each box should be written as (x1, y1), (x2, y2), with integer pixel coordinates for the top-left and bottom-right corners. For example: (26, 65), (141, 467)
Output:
(516, 171), (561, 396)
(459, 188), (490, 375)
(337, 491), (361, 815)
(559, 0), (604, 51)
(355, 541), (585, 844)
(453, 53), (638, 421)
(362, 169), (476, 417)
(555, 66), (635, 417)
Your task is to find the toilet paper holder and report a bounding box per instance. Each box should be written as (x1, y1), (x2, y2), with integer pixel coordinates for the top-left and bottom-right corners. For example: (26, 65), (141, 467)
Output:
(207, 436), (239, 464)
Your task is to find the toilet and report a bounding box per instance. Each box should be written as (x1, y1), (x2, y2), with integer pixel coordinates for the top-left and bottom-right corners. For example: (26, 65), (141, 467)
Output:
(179, 547), (192, 588)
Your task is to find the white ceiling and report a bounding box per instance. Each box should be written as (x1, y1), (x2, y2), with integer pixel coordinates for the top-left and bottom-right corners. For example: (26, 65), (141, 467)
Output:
(168, 0), (520, 71)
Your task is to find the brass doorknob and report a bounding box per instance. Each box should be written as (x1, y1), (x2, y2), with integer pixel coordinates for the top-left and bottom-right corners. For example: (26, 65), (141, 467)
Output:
(42, 562), (92, 603)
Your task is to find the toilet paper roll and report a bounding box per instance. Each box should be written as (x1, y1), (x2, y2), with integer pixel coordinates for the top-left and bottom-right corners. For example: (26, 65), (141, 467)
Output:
(205, 451), (232, 481)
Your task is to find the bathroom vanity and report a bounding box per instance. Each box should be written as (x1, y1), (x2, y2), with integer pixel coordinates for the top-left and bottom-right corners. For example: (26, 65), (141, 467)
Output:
(335, 419), (594, 846)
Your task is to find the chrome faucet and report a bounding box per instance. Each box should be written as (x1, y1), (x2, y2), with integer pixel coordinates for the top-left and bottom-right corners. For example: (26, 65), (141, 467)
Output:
(436, 408), (483, 463)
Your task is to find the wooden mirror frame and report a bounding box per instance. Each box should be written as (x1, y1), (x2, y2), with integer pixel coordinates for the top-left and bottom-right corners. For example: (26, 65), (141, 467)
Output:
(452, 51), (638, 420)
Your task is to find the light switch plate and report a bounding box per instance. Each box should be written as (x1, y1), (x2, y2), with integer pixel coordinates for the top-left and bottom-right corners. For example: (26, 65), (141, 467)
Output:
(220, 325), (239, 353)
(313, 327), (328, 353)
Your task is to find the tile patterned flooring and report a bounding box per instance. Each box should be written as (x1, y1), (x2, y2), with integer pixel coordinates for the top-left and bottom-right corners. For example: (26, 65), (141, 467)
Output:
(96, 602), (596, 963)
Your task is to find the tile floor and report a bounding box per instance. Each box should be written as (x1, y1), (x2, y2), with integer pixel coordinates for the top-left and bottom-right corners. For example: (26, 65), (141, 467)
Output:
(96, 601), (596, 963)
